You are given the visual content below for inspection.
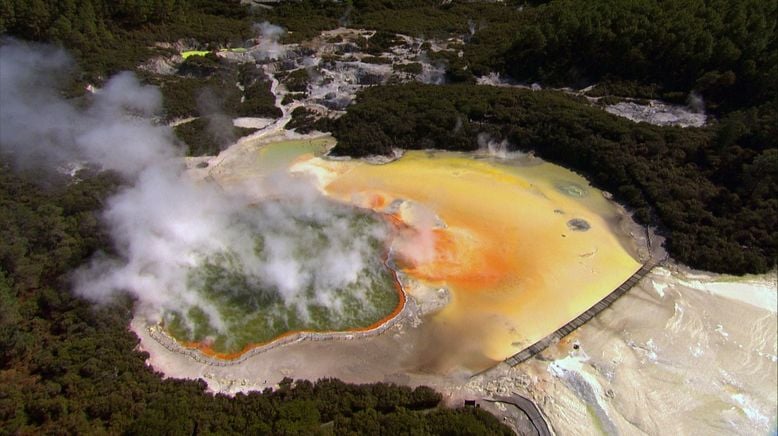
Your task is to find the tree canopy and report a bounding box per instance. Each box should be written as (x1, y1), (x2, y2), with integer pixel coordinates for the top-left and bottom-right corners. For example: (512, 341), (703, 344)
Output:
(0, 0), (255, 81)
(465, 0), (777, 113)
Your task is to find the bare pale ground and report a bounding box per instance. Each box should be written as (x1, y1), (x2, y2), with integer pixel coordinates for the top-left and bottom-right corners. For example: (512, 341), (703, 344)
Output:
(604, 101), (707, 128)
(472, 266), (777, 435)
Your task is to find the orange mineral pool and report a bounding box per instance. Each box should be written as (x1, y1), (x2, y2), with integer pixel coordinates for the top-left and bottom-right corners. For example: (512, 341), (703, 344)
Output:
(293, 149), (641, 365)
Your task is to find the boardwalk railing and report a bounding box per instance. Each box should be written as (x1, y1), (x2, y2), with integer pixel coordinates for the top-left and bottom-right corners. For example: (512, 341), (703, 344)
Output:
(504, 261), (658, 367)
(485, 395), (552, 436)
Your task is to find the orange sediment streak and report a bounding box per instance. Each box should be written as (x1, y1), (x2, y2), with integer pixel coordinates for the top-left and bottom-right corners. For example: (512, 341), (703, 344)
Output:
(397, 228), (509, 288)
(369, 193), (387, 209)
(308, 151), (641, 361)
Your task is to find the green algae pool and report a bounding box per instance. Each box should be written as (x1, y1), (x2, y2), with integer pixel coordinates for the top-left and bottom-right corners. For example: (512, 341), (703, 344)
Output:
(166, 138), (401, 356)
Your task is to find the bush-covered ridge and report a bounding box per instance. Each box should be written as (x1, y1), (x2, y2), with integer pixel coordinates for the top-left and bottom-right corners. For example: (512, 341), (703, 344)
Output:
(328, 84), (777, 274)
(0, 0), (256, 81)
(259, 0), (777, 116)
(5, 0), (775, 117)
(478, 0), (777, 114)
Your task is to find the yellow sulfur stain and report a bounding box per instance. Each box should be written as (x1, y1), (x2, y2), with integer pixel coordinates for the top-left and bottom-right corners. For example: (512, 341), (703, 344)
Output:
(296, 150), (640, 362)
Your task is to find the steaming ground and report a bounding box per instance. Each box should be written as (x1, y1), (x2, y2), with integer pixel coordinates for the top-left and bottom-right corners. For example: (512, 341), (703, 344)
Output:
(0, 40), (398, 349)
(477, 73), (707, 128)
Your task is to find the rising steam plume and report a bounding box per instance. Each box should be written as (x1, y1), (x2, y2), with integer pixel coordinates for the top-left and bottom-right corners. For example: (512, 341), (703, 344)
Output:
(0, 39), (391, 338)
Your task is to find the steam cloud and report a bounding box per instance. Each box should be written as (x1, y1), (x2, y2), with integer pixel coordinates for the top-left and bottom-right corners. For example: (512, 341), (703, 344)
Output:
(251, 21), (286, 61)
(688, 91), (705, 114)
(0, 39), (389, 331)
(197, 87), (237, 150)
(417, 51), (446, 85)
(477, 133), (525, 159)
(0, 42), (177, 177)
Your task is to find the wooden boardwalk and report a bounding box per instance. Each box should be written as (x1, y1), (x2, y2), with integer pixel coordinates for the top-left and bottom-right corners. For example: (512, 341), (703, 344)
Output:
(504, 261), (658, 367)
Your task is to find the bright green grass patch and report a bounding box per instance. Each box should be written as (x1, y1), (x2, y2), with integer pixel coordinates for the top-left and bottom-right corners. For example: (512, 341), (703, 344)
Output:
(166, 210), (399, 354)
(181, 50), (211, 59)
(181, 48), (247, 59)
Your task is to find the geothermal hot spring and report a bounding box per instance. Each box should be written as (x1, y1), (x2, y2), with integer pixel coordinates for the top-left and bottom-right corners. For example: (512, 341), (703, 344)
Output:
(167, 135), (641, 371)
(142, 135), (775, 435)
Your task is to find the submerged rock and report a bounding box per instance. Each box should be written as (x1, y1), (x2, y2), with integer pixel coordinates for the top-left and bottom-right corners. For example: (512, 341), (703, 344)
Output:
(567, 219), (591, 232)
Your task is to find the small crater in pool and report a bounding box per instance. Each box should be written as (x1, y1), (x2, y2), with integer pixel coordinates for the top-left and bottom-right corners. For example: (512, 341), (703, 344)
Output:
(567, 218), (591, 231)
(557, 182), (588, 197)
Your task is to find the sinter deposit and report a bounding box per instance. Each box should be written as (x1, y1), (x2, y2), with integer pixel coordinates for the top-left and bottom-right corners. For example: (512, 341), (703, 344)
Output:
(474, 266), (776, 435)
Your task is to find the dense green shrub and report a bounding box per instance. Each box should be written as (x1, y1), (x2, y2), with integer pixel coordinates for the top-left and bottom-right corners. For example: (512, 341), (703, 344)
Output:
(280, 68), (311, 94)
(467, 0), (778, 113)
(287, 107), (325, 134)
(394, 62), (423, 75)
(257, 0), (522, 40)
(173, 117), (257, 156)
(0, 0), (255, 82)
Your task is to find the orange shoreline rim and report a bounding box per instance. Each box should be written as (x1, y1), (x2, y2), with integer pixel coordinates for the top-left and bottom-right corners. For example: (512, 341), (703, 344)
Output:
(164, 212), (409, 361)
